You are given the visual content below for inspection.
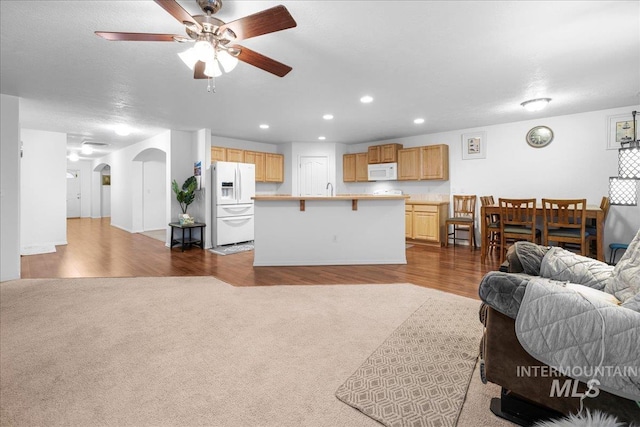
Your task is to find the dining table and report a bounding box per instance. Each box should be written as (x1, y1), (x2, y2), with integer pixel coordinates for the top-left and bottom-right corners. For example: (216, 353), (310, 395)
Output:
(480, 204), (606, 263)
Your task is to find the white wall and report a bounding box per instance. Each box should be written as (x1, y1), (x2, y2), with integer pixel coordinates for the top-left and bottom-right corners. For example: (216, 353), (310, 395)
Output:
(101, 167), (111, 217)
(93, 132), (171, 232)
(1, 94), (21, 281)
(142, 160), (166, 230)
(20, 129), (67, 250)
(342, 105), (640, 250)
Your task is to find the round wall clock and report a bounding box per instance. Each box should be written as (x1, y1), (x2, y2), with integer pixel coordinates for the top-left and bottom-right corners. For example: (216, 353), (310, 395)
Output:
(526, 126), (554, 148)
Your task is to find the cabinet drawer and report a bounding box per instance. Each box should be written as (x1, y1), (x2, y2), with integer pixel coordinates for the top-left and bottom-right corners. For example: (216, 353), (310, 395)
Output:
(413, 204), (437, 213)
(405, 204), (413, 212)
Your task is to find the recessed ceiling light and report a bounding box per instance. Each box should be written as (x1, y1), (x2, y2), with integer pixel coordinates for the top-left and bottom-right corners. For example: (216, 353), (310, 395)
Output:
(413, 118), (425, 124)
(259, 124), (269, 129)
(360, 95), (373, 104)
(322, 114), (334, 120)
(520, 98), (552, 112)
(68, 152), (79, 162)
(318, 136), (326, 140)
(114, 124), (131, 136)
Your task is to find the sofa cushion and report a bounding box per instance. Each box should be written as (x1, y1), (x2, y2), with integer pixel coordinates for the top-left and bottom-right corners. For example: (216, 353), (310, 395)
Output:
(606, 229), (640, 304)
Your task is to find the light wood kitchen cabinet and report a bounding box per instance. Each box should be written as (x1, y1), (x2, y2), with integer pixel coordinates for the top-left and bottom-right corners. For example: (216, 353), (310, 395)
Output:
(405, 201), (449, 246)
(367, 145), (381, 164)
(226, 148), (244, 163)
(343, 154), (356, 182)
(405, 205), (413, 239)
(211, 146), (226, 162)
(367, 143), (403, 164)
(420, 144), (449, 180)
(398, 148), (420, 180)
(245, 151), (266, 182)
(355, 153), (369, 181)
(265, 153), (284, 182)
(343, 153), (369, 182)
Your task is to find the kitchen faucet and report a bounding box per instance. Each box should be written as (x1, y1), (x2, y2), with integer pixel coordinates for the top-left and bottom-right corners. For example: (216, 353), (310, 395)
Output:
(326, 182), (334, 197)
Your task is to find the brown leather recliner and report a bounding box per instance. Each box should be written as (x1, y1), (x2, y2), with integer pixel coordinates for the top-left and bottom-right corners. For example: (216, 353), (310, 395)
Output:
(479, 303), (640, 425)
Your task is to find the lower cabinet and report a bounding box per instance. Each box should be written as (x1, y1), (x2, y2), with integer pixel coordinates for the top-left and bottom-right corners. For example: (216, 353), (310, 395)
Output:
(405, 202), (449, 246)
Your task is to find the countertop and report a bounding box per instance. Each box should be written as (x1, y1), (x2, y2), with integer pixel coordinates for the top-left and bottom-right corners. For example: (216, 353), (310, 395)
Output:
(253, 194), (409, 201)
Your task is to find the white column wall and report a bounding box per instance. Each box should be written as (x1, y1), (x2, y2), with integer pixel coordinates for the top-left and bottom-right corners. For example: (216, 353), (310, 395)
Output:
(1, 94), (21, 281)
(20, 129), (67, 250)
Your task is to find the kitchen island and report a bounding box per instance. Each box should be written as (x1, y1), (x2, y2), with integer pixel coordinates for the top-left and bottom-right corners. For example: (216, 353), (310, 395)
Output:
(252, 195), (408, 266)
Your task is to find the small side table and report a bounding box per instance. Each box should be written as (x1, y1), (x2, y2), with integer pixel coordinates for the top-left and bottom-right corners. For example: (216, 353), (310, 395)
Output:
(169, 222), (206, 252)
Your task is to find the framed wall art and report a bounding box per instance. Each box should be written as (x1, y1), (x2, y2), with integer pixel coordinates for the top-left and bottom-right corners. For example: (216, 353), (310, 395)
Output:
(607, 113), (638, 150)
(461, 131), (487, 160)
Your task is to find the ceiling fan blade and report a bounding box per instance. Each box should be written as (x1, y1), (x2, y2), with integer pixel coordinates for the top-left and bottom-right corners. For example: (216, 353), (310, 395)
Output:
(194, 61), (208, 79)
(233, 45), (292, 77)
(154, 0), (202, 33)
(95, 31), (183, 42)
(220, 5), (297, 42)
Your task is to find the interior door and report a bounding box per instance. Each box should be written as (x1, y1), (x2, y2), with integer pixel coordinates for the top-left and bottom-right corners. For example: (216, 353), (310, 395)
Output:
(66, 169), (81, 218)
(299, 156), (328, 196)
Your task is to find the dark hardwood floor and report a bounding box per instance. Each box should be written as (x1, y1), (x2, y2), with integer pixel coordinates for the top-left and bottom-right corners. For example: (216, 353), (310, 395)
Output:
(20, 218), (503, 299)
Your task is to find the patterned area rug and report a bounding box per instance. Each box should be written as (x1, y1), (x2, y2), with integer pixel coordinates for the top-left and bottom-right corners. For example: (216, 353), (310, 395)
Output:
(335, 292), (482, 427)
(210, 242), (254, 256)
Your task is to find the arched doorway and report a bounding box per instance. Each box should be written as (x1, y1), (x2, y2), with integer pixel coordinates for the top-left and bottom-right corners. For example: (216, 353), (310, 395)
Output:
(93, 163), (111, 218)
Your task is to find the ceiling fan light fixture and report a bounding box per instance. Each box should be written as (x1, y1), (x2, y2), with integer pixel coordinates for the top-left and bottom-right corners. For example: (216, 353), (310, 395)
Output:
(204, 59), (222, 77)
(521, 98), (552, 112)
(194, 38), (214, 62)
(217, 50), (238, 73)
(178, 48), (199, 70)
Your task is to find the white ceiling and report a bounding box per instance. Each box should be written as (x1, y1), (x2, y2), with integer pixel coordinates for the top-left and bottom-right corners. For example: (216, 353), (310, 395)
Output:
(1, 1), (639, 160)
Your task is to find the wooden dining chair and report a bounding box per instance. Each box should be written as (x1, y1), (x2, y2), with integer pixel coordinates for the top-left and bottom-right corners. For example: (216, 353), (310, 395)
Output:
(445, 195), (477, 250)
(586, 196), (610, 258)
(480, 196), (500, 262)
(542, 198), (588, 256)
(499, 198), (540, 263)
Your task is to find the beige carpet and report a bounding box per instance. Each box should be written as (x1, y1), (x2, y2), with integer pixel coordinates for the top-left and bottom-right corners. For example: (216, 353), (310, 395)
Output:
(0, 277), (514, 426)
(336, 290), (482, 426)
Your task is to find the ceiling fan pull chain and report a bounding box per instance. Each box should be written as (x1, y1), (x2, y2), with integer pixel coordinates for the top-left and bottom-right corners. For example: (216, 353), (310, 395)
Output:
(207, 76), (216, 93)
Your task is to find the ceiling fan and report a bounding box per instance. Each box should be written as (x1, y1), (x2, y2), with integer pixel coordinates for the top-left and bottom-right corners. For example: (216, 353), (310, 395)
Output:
(95, 0), (296, 79)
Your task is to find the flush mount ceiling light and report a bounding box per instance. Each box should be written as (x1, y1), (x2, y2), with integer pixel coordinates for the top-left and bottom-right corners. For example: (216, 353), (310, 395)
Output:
(318, 136), (326, 140)
(259, 124), (269, 129)
(413, 118), (425, 124)
(322, 114), (334, 120)
(521, 98), (552, 112)
(68, 152), (79, 162)
(81, 144), (94, 155)
(360, 95), (374, 104)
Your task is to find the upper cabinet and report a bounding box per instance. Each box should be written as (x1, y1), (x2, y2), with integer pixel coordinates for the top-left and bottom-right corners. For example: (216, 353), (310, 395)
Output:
(398, 148), (420, 180)
(398, 144), (449, 181)
(226, 148), (244, 163)
(343, 153), (369, 182)
(368, 143), (403, 164)
(244, 151), (266, 182)
(265, 153), (284, 183)
(211, 146), (226, 162)
(355, 153), (369, 182)
(420, 145), (449, 180)
(212, 146), (283, 183)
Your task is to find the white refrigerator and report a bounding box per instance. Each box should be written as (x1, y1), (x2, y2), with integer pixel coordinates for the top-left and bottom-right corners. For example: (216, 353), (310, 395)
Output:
(212, 161), (256, 246)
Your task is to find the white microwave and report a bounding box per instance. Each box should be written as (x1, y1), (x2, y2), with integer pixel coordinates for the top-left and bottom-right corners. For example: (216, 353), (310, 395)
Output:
(367, 162), (398, 181)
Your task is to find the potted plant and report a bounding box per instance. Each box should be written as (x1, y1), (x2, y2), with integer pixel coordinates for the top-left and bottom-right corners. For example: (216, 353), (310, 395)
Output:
(172, 176), (197, 224)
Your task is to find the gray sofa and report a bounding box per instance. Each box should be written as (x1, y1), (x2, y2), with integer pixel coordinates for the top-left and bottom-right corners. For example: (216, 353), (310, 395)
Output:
(478, 229), (640, 425)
